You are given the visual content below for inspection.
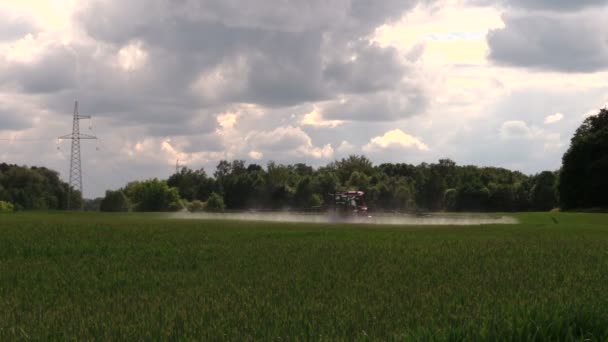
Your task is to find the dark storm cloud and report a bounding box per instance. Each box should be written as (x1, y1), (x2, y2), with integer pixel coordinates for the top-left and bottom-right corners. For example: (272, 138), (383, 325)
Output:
(0, 44), (77, 93)
(324, 82), (429, 121)
(69, 0), (430, 118)
(324, 41), (405, 94)
(487, 13), (608, 72)
(78, 0), (422, 41)
(0, 105), (31, 131)
(21, 42), (219, 136)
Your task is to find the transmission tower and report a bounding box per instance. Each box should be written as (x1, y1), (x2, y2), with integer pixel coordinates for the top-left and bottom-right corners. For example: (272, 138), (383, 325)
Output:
(59, 101), (97, 210)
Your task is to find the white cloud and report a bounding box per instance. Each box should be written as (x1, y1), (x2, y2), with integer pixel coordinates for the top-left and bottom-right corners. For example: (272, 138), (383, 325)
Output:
(1, 34), (47, 63)
(0, 0), (77, 32)
(246, 125), (334, 159)
(363, 129), (429, 152)
(301, 108), (343, 128)
(544, 112), (564, 124)
(217, 112), (237, 129)
(117, 41), (147, 71)
(301, 143), (334, 159)
(248, 150), (263, 160)
(373, 4), (504, 66)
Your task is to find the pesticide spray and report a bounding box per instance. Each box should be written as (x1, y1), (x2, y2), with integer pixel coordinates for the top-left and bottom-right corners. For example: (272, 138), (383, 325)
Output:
(169, 211), (518, 226)
(169, 192), (517, 226)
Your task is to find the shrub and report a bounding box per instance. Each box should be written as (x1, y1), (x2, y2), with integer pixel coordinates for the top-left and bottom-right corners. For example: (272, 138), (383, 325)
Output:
(0, 201), (14, 213)
(125, 179), (182, 212)
(188, 200), (205, 212)
(100, 191), (131, 212)
(168, 200), (185, 212)
(205, 192), (225, 212)
(310, 194), (323, 207)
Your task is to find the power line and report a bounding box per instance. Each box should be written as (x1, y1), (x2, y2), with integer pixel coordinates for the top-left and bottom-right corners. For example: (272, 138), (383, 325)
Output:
(58, 101), (97, 210)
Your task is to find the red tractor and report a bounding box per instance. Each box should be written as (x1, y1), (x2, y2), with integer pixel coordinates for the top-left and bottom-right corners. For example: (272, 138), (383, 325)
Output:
(330, 191), (370, 217)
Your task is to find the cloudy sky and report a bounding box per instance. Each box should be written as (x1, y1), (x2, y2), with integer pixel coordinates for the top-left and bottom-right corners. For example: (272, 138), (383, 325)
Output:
(1, 0), (607, 198)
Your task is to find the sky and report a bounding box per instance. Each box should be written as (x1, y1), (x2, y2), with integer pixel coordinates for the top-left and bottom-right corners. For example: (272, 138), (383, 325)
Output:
(1, 0), (608, 198)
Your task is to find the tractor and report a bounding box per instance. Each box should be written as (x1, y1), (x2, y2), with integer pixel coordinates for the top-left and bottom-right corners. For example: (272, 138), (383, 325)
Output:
(329, 191), (370, 217)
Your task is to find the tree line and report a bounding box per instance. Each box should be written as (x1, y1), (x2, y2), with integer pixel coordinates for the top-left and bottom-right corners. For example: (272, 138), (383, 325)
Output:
(1, 108), (606, 213)
(130, 156), (556, 212)
(0, 163), (82, 211)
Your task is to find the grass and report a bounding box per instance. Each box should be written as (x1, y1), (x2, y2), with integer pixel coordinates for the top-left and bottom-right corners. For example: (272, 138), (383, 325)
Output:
(1, 212), (608, 340)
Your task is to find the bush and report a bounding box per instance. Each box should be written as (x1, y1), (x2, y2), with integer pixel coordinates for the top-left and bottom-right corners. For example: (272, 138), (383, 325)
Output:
(188, 200), (205, 212)
(0, 200), (14, 213)
(168, 200), (185, 212)
(205, 192), (225, 212)
(125, 179), (182, 212)
(310, 194), (322, 207)
(100, 191), (131, 212)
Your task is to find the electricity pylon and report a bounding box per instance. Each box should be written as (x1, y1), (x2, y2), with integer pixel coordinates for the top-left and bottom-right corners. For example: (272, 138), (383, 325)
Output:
(59, 101), (97, 210)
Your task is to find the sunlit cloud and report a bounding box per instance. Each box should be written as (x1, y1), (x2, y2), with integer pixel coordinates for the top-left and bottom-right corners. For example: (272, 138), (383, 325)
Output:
(544, 113), (564, 124)
(363, 129), (429, 152)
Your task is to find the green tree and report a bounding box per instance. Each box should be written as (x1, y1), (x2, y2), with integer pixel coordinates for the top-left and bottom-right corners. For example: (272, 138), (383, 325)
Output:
(559, 109), (608, 209)
(0, 163), (75, 210)
(332, 155), (374, 184)
(444, 189), (458, 211)
(456, 183), (490, 212)
(313, 169), (340, 205)
(167, 167), (212, 201)
(100, 190), (131, 212)
(346, 171), (371, 192)
(187, 200), (205, 212)
(205, 192), (225, 212)
(294, 176), (315, 208)
(531, 171), (558, 211)
(488, 183), (515, 212)
(265, 162), (295, 209)
(125, 179), (182, 212)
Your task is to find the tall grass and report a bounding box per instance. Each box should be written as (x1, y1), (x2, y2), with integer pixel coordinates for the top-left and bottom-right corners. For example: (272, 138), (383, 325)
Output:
(1, 212), (607, 340)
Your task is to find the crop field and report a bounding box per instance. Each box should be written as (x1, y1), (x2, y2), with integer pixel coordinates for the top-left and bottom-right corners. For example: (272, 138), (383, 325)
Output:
(1, 212), (608, 340)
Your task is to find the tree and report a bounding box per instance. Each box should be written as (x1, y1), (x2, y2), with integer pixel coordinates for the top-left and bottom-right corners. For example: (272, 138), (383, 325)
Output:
(187, 200), (205, 212)
(531, 171), (557, 211)
(487, 183), (515, 212)
(559, 108), (608, 209)
(455, 183), (490, 212)
(205, 192), (225, 212)
(100, 190), (130, 212)
(84, 197), (103, 211)
(393, 182), (415, 211)
(313, 170), (340, 205)
(124, 179), (182, 212)
(415, 162), (447, 211)
(346, 171), (370, 192)
(294, 176), (315, 208)
(333, 155), (374, 183)
(0, 163), (75, 210)
(265, 162), (294, 209)
(167, 167), (211, 201)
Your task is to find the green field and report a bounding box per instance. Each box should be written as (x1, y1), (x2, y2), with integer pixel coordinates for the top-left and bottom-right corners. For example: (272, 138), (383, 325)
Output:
(1, 212), (608, 340)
